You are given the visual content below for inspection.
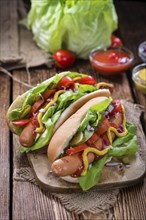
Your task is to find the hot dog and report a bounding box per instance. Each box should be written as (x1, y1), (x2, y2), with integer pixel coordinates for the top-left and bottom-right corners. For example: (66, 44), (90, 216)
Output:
(51, 112), (123, 177)
(6, 71), (112, 153)
(47, 97), (138, 190)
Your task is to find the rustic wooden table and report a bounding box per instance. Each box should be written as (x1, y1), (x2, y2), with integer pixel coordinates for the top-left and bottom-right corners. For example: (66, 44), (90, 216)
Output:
(0, 1), (146, 220)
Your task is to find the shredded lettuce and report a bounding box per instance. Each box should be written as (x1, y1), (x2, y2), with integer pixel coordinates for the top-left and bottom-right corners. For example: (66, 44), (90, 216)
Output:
(78, 122), (139, 191)
(23, 0), (118, 59)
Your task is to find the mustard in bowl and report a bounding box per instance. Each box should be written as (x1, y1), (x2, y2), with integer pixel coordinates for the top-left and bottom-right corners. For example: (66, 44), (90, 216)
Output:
(132, 63), (146, 95)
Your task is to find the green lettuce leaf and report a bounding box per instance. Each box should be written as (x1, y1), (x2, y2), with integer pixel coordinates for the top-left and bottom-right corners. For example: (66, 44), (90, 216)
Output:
(77, 85), (96, 93)
(24, 0), (118, 59)
(108, 135), (139, 157)
(57, 90), (84, 110)
(78, 156), (107, 191)
(112, 122), (136, 147)
(80, 97), (112, 131)
(42, 106), (57, 123)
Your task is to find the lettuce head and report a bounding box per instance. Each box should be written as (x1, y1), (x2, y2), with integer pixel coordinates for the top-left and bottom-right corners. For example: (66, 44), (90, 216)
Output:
(24, 0), (118, 59)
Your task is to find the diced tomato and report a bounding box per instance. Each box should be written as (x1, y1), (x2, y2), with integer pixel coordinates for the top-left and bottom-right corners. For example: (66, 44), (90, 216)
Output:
(31, 113), (39, 137)
(31, 99), (44, 113)
(56, 76), (74, 89)
(108, 100), (122, 116)
(110, 122), (119, 129)
(75, 76), (96, 85)
(66, 143), (88, 155)
(86, 133), (100, 145)
(43, 89), (56, 100)
(95, 118), (111, 136)
(93, 137), (103, 150)
(12, 119), (31, 126)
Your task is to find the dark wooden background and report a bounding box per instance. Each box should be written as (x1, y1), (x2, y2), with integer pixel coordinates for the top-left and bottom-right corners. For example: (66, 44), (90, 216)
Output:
(0, 1), (146, 220)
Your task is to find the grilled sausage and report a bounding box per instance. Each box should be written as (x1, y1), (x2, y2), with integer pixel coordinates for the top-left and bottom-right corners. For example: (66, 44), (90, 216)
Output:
(19, 122), (35, 147)
(51, 152), (95, 177)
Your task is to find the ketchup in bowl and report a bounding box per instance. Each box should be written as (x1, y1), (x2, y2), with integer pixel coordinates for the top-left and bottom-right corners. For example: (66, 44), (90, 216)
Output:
(89, 47), (134, 76)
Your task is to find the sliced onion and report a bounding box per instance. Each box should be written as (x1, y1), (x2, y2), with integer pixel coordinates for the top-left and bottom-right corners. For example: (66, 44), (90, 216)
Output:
(87, 125), (94, 132)
(60, 86), (67, 90)
(107, 104), (114, 113)
(53, 102), (57, 106)
(47, 98), (51, 102)
(106, 162), (122, 167)
(104, 111), (110, 119)
(125, 164), (130, 168)
(117, 164), (124, 172)
(117, 128), (123, 133)
(39, 93), (44, 101)
(39, 108), (46, 113)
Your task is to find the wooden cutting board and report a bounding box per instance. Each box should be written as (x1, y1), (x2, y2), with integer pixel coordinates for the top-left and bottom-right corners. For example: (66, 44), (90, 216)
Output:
(27, 100), (146, 193)
(27, 151), (145, 193)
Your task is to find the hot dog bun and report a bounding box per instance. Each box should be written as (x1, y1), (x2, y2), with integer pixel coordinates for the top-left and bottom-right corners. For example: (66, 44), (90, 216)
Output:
(61, 176), (79, 183)
(47, 96), (110, 163)
(6, 92), (28, 135)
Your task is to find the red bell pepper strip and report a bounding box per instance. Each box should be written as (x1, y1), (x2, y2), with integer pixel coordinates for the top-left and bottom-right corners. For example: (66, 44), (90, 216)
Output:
(74, 76), (95, 85)
(66, 143), (88, 155)
(12, 119), (31, 126)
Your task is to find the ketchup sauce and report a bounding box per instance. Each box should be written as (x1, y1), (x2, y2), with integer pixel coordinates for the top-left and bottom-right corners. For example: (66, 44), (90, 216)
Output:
(89, 47), (134, 76)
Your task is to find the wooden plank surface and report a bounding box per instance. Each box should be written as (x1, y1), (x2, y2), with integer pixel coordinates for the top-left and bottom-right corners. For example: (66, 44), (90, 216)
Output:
(0, 0), (20, 63)
(114, 0), (146, 134)
(12, 1), (146, 219)
(0, 73), (10, 220)
(0, 1), (145, 220)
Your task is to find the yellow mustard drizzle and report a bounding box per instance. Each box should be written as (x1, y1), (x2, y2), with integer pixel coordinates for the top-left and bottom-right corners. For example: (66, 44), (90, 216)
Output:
(96, 82), (113, 89)
(73, 76), (82, 81)
(81, 147), (111, 176)
(20, 105), (31, 118)
(35, 90), (66, 133)
(107, 104), (128, 145)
